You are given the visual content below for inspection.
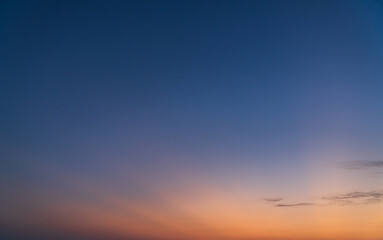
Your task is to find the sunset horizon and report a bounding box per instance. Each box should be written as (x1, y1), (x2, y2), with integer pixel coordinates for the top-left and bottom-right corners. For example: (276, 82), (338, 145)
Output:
(1, 1), (383, 239)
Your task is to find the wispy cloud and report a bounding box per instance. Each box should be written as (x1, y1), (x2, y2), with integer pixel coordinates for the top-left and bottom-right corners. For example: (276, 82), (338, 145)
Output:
(275, 202), (315, 207)
(322, 190), (383, 205)
(322, 191), (383, 200)
(264, 198), (283, 203)
(337, 160), (383, 170)
(264, 197), (315, 207)
(266, 190), (383, 208)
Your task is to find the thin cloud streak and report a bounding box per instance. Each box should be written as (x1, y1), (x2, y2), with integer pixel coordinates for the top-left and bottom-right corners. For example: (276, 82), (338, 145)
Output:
(264, 197), (315, 207)
(337, 160), (383, 170)
(275, 203), (315, 207)
(322, 191), (383, 200)
(266, 190), (383, 208)
(264, 198), (283, 203)
(322, 190), (383, 205)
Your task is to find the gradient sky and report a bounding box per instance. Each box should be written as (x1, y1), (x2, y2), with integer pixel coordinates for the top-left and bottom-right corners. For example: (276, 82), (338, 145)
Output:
(1, 1), (383, 240)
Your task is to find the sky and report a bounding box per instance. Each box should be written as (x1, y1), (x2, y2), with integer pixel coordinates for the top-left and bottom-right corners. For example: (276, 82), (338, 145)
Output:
(1, 0), (383, 240)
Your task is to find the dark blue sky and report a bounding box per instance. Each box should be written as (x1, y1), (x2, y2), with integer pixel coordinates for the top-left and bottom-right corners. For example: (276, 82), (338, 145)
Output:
(1, 1), (383, 239)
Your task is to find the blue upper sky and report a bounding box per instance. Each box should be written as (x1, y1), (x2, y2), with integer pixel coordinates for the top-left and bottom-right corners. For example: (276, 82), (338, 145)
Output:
(1, 1), (383, 239)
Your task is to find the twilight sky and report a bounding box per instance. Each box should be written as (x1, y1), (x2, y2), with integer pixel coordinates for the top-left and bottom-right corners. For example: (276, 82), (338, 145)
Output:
(1, 1), (383, 240)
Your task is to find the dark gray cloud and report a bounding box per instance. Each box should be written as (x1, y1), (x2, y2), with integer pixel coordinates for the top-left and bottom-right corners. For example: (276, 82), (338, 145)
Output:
(337, 160), (383, 170)
(275, 203), (315, 207)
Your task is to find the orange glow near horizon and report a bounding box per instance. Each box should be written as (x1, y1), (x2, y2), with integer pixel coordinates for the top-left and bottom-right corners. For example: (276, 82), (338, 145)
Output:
(4, 169), (382, 240)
